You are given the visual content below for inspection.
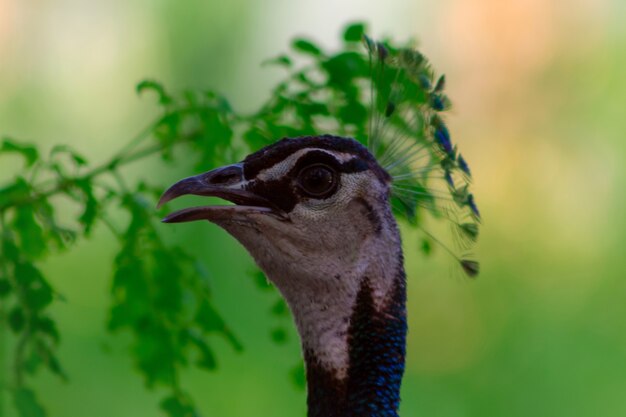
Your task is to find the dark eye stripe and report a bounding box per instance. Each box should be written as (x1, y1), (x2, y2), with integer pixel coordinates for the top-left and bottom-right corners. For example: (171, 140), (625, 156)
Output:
(244, 146), (376, 213)
(246, 178), (298, 212)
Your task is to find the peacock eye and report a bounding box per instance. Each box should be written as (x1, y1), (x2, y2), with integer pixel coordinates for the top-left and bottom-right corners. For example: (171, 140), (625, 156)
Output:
(297, 164), (337, 197)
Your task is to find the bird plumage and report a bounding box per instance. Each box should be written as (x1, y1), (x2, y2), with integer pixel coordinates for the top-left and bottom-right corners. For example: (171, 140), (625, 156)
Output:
(160, 135), (407, 416)
(158, 36), (480, 416)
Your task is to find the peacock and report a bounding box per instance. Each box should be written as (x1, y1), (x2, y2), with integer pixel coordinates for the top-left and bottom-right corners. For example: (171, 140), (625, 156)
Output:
(158, 36), (480, 417)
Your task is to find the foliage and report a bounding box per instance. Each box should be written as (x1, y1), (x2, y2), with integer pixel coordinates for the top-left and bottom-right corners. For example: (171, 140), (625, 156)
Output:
(0, 22), (468, 416)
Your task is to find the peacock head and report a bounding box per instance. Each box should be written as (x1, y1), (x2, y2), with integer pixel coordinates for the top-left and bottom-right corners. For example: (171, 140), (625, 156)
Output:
(158, 135), (402, 305)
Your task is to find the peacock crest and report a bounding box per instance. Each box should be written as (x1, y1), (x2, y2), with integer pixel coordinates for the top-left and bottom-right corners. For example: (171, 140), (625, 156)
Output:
(363, 36), (481, 277)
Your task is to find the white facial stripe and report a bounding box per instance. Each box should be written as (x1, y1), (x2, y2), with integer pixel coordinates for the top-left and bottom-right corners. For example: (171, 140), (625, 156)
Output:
(255, 148), (355, 182)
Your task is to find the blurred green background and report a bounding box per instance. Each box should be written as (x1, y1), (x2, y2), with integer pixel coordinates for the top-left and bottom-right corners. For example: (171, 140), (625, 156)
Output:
(1, 1), (626, 416)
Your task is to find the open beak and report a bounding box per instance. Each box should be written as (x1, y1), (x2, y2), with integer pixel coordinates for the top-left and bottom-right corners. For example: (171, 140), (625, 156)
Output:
(157, 164), (279, 223)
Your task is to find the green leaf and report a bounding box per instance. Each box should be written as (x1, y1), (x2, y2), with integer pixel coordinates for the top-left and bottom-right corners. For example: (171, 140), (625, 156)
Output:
(195, 300), (226, 332)
(154, 111), (182, 151)
(35, 316), (60, 344)
(23, 349), (43, 375)
(290, 362), (306, 390)
(0, 177), (31, 208)
(297, 102), (330, 118)
(189, 334), (217, 371)
(35, 340), (68, 380)
(421, 238), (432, 255)
(192, 260), (212, 291)
(263, 55), (292, 67)
(338, 100), (367, 125)
(152, 251), (183, 313)
(196, 300), (243, 351)
(270, 327), (288, 344)
(136, 80), (173, 106)
(0, 278), (11, 297)
(1, 138), (39, 167)
(133, 322), (178, 386)
(14, 262), (53, 311)
(9, 307), (25, 333)
(75, 178), (98, 235)
(243, 128), (270, 151)
(343, 22), (366, 42)
(250, 269), (272, 291)
(108, 258), (150, 330)
(196, 110), (234, 167)
(46, 352), (67, 380)
(13, 388), (47, 417)
(2, 233), (20, 260)
(322, 52), (368, 86)
(13, 205), (47, 259)
(160, 394), (197, 417)
(292, 39), (322, 56)
(270, 298), (289, 316)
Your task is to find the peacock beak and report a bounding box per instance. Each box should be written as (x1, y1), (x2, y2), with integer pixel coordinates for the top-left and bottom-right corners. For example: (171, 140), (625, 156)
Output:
(157, 163), (280, 223)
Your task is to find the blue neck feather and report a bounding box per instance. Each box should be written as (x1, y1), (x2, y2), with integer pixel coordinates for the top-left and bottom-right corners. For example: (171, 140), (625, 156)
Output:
(305, 270), (407, 417)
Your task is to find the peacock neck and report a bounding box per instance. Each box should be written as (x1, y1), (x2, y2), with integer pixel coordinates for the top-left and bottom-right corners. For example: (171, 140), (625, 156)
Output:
(304, 268), (407, 417)
(242, 196), (408, 416)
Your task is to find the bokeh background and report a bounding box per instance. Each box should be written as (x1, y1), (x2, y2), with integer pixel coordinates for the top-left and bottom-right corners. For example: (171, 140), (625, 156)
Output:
(2, 0), (626, 416)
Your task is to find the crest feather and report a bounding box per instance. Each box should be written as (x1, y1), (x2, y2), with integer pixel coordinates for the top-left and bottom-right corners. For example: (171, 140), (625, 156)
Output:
(364, 37), (481, 277)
